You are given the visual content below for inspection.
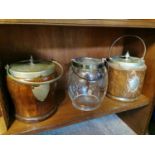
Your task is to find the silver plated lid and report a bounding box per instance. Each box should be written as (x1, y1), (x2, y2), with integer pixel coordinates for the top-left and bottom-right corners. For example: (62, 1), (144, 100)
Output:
(108, 35), (147, 70)
(71, 57), (105, 70)
(8, 56), (55, 79)
(108, 52), (146, 69)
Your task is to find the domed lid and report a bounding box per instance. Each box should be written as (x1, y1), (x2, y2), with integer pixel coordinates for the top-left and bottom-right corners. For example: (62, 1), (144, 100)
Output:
(108, 51), (146, 69)
(8, 56), (55, 79)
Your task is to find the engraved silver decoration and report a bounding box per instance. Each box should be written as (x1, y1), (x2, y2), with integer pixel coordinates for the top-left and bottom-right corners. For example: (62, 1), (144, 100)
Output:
(32, 84), (50, 102)
(127, 75), (140, 92)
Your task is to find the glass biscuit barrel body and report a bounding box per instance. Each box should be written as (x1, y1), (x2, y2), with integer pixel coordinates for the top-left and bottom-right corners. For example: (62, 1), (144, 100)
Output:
(68, 57), (108, 111)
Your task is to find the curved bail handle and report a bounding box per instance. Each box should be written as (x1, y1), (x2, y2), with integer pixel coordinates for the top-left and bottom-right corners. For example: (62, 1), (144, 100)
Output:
(109, 35), (146, 60)
(6, 60), (64, 85)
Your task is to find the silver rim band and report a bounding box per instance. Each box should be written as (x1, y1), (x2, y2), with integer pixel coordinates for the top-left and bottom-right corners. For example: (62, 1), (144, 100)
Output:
(107, 94), (139, 102)
(16, 106), (57, 122)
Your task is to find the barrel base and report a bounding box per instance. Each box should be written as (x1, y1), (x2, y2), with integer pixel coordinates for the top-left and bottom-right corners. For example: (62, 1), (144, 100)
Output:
(16, 106), (57, 123)
(107, 94), (139, 102)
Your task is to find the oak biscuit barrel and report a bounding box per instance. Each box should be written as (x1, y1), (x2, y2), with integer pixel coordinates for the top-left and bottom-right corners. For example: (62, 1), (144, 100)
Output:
(107, 58), (146, 101)
(107, 35), (147, 102)
(6, 57), (63, 122)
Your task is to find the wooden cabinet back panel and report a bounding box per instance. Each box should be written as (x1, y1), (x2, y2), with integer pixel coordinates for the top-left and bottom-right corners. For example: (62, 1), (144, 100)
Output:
(0, 25), (124, 89)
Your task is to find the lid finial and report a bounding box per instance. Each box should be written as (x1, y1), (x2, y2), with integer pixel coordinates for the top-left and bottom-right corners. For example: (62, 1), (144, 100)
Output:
(125, 51), (130, 60)
(30, 55), (34, 65)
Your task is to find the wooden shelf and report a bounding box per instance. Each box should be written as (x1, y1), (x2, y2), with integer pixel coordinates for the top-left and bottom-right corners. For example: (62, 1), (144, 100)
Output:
(4, 94), (149, 135)
(0, 19), (155, 28)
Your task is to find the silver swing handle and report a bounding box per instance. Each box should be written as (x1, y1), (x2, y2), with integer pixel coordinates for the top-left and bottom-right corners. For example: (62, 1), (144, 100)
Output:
(109, 35), (146, 59)
(6, 60), (64, 85)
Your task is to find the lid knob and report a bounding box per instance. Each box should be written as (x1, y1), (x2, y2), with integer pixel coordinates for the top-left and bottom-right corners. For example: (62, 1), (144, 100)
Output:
(125, 51), (130, 60)
(30, 55), (34, 65)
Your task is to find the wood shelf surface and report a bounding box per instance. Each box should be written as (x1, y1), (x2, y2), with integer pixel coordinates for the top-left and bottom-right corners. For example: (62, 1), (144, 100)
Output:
(4, 94), (149, 135)
(0, 19), (155, 28)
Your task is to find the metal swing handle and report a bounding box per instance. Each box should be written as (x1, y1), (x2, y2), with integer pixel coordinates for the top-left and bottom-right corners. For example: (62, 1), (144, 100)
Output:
(109, 35), (146, 59)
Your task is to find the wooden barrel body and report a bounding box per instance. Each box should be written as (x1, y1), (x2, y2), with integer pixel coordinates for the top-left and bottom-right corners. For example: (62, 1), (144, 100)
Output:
(107, 65), (146, 101)
(7, 73), (57, 122)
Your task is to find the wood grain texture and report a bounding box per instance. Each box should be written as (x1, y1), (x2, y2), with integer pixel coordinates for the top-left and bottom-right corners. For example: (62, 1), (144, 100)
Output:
(0, 25), (124, 90)
(0, 88), (8, 134)
(107, 65), (146, 99)
(7, 74), (58, 122)
(4, 93), (148, 135)
(0, 19), (155, 28)
(118, 28), (155, 134)
(0, 117), (7, 134)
